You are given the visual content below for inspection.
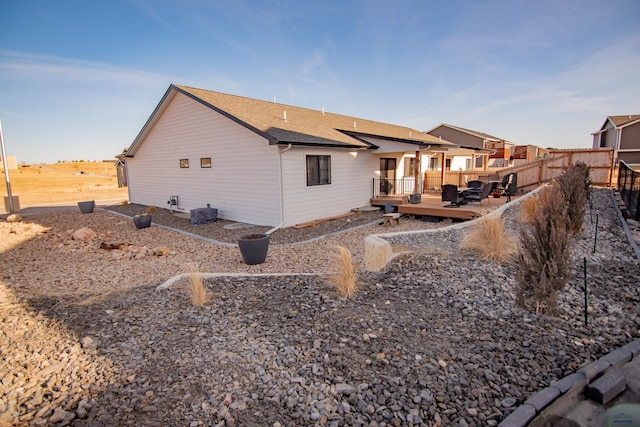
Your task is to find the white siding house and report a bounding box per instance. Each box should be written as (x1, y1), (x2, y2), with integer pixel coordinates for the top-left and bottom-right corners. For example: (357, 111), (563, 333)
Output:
(124, 84), (455, 227)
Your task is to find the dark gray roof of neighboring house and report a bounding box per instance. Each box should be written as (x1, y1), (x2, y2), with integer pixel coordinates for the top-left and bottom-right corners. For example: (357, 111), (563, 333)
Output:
(425, 123), (510, 143)
(126, 84), (456, 156)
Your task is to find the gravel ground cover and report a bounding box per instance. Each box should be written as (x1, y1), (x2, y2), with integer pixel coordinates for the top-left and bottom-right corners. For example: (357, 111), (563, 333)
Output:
(1, 188), (639, 426)
(104, 203), (391, 245)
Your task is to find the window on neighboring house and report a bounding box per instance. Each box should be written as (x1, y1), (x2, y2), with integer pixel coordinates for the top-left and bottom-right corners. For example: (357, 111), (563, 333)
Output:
(200, 157), (211, 168)
(445, 159), (451, 171)
(404, 157), (416, 177)
(306, 155), (331, 186)
(180, 159), (189, 168)
(475, 155), (484, 169)
(465, 158), (473, 170)
(429, 157), (439, 170)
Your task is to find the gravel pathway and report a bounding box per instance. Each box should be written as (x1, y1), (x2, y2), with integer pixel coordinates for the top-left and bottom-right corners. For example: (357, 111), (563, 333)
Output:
(1, 188), (638, 426)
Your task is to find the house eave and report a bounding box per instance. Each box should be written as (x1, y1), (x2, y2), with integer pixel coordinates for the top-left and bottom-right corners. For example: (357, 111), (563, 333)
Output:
(340, 130), (456, 150)
(275, 141), (372, 149)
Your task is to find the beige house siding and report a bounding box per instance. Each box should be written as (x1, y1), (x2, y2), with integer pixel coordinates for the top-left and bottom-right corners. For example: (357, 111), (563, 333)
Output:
(126, 92), (282, 226)
(280, 148), (376, 226)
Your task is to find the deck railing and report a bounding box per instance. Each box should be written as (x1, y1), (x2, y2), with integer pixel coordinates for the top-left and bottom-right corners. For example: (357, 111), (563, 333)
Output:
(372, 178), (422, 198)
(618, 161), (640, 221)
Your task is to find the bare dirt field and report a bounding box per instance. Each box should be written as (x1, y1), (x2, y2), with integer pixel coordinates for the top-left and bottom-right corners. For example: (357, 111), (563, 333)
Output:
(0, 162), (128, 211)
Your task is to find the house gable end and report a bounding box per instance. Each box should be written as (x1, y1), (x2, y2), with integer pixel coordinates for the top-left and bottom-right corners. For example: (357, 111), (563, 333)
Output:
(172, 85), (277, 145)
(126, 86), (177, 157)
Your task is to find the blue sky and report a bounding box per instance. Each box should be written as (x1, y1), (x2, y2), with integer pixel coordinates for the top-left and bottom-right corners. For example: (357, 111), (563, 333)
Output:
(1, 0), (639, 164)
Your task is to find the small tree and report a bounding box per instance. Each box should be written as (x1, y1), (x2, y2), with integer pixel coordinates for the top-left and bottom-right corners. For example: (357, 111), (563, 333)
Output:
(556, 162), (591, 236)
(516, 183), (572, 314)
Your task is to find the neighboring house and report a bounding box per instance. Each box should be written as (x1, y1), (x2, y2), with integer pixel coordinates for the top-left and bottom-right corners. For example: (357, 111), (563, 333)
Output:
(592, 115), (640, 166)
(425, 123), (514, 169)
(123, 84), (455, 227)
(511, 145), (549, 167)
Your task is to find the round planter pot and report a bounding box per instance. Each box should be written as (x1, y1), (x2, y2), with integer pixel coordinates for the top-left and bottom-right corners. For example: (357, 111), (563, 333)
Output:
(133, 214), (152, 229)
(237, 233), (270, 265)
(77, 200), (95, 213)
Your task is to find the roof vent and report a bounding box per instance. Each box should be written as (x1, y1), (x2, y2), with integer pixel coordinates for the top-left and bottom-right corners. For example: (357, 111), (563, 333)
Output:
(354, 121), (357, 129)
(273, 97), (277, 104)
(284, 111), (287, 122)
(322, 107), (325, 116)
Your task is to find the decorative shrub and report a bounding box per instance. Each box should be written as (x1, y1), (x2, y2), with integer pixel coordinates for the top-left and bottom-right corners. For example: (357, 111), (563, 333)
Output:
(519, 193), (538, 225)
(460, 214), (517, 262)
(556, 162), (591, 236)
(515, 183), (572, 314)
(327, 246), (360, 298)
(184, 262), (210, 307)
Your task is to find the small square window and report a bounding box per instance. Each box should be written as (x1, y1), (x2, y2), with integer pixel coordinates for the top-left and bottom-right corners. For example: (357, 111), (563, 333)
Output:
(200, 157), (212, 168)
(180, 159), (189, 168)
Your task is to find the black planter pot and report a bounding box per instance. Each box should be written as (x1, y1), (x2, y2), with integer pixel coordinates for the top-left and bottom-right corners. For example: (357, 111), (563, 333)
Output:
(133, 214), (152, 229)
(237, 233), (270, 265)
(77, 200), (95, 213)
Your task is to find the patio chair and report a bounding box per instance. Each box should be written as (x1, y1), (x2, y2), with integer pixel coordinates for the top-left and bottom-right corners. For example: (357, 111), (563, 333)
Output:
(467, 180), (483, 194)
(501, 173), (518, 202)
(464, 182), (492, 205)
(442, 184), (463, 208)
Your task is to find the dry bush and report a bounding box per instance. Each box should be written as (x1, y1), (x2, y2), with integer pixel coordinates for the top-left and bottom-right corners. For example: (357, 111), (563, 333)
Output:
(557, 162), (591, 235)
(519, 193), (538, 224)
(516, 183), (571, 314)
(460, 214), (517, 262)
(184, 262), (210, 307)
(327, 246), (360, 298)
(145, 206), (158, 214)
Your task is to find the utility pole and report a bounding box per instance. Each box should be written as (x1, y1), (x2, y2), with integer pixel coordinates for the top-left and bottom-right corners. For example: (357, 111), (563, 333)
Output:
(0, 115), (16, 213)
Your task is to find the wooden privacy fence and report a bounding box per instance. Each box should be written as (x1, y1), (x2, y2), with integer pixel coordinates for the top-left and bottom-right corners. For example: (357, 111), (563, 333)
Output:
(422, 148), (614, 191)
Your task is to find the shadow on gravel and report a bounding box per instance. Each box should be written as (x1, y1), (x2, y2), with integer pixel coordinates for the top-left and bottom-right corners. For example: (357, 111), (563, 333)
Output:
(2, 188), (640, 426)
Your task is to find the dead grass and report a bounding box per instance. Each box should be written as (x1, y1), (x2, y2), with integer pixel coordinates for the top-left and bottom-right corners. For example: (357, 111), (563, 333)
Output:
(184, 262), (210, 307)
(327, 246), (360, 298)
(145, 206), (158, 214)
(1, 162), (127, 208)
(519, 193), (538, 224)
(460, 214), (517, 262)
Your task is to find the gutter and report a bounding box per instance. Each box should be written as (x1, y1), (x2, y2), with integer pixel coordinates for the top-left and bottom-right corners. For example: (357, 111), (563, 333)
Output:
(267, 143), (293, 234)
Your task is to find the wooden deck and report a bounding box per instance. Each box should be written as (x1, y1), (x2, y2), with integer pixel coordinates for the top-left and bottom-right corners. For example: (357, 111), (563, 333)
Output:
(370, 192), (515, 221)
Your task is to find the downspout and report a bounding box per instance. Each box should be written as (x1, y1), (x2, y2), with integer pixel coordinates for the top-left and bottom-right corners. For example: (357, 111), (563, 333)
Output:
(615, 127), (621, 165)
(267, 143), (292, 234)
